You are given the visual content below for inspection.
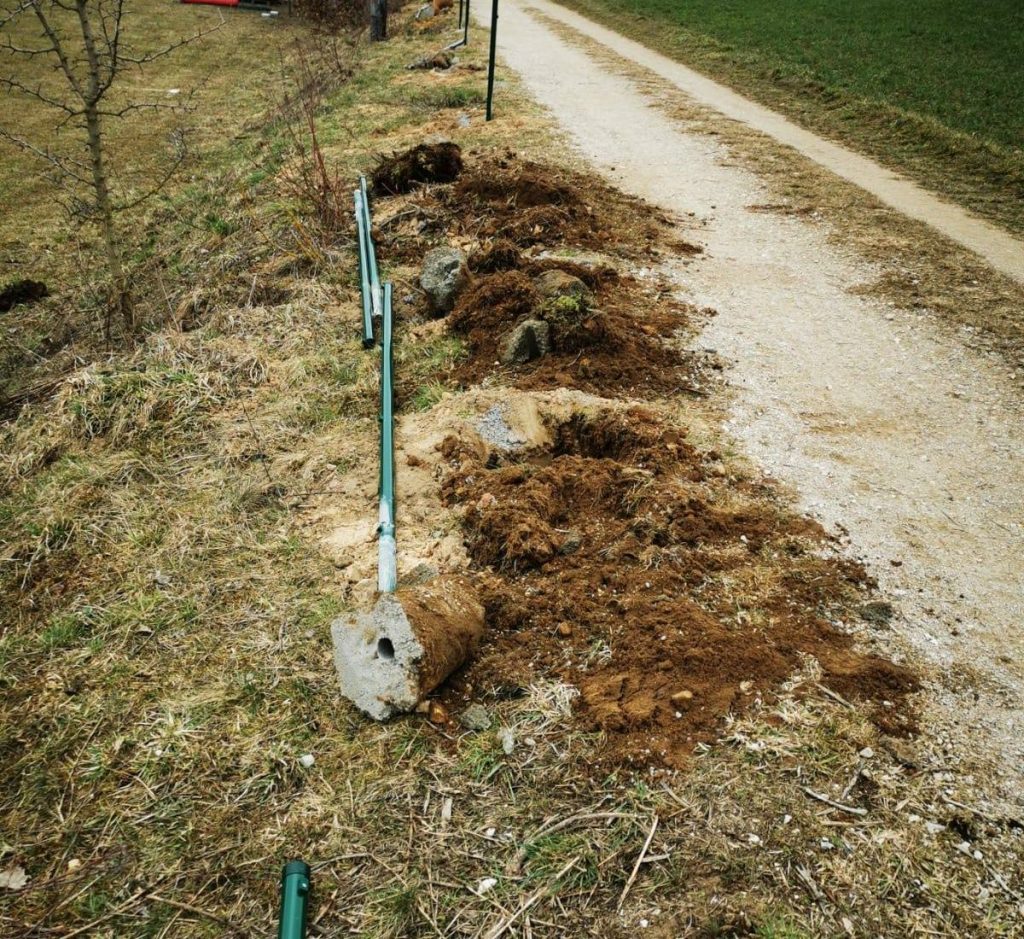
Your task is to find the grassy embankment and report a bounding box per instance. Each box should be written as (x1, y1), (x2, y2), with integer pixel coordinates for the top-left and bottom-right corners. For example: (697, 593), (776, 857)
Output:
(2, 3), (1023, 938)
(554, 0), (1024, 236)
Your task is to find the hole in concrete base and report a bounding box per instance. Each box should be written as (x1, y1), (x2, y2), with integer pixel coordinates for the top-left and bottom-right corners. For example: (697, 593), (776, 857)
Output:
(376, 637), (395, 660)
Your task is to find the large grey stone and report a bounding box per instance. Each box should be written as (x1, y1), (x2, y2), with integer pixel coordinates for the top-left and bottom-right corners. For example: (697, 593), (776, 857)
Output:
(421, 247), (470, 315)
(499, 319), (551, 365)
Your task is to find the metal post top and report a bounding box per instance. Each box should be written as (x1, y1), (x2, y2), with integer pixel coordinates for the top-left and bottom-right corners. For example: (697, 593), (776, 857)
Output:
(283, 860), (310, 879)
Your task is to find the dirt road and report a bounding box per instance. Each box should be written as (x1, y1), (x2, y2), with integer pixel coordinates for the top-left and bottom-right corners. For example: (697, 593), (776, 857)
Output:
(482, 0), (1024, 806)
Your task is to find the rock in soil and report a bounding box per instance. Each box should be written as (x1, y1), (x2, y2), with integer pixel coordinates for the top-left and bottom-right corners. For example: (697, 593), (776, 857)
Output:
(372, 142), (463, 196)
(499, 318), (551, 365)
(477, 404), (523, 450)
(533, 269), (593, 305)
(460, 703), (492, 731)
(421, 247), (470, 315)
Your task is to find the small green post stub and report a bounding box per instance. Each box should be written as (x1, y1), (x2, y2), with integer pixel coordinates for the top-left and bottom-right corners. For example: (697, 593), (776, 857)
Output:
(278, 860), (311, 939)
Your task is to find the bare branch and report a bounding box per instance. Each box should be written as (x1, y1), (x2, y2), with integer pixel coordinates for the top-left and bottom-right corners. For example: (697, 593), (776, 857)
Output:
(0, 34), (59, 57)
(113, 143), (187, 213)
(0, 74), (80, 112)
(98, 99), (191, 119)
(0, 125), (91, 185)
(30, 0), (87, 101)
(115, 11), (224, 69)
(0, 0), (36, 31)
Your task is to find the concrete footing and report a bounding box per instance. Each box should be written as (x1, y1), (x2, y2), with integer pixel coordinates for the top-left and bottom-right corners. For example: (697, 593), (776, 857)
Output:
(331, 576), (484, 720)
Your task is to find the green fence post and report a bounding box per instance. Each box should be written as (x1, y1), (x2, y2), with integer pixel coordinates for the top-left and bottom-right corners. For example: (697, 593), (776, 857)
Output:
(278, 860), (310, 939)
(486, 0), (499, 120)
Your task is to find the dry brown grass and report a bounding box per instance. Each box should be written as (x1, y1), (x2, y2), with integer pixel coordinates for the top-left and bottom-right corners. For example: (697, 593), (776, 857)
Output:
(1, 5), (1023, 938)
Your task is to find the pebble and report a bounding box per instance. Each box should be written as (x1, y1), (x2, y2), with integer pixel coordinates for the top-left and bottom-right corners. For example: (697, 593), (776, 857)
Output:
(476, 877), (497, 895)
(299, 753), (315, 769)
(859, 746), (875, 759)
(497, 727), (515, 755)
(476, 404), (522, 450)
(460, 704), (492, 731)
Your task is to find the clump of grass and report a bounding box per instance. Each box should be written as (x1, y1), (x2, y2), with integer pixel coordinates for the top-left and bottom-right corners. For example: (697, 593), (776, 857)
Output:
(409, 379), (447, 411)
(413, 84), (486, 110)
(62, 361), (221, 446)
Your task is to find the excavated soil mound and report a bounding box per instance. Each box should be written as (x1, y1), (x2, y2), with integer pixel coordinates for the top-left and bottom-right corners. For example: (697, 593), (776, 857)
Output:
(440, 408), (918, 768)
(372, 151), (682, 265)
(448, 265), (694, 397)
(372, 142), (464, 195)
(444, 158), (666, 252)
(367, 150), (700, 396)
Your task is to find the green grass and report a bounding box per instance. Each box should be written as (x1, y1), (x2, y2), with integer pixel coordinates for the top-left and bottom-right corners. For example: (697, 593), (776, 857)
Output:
(593, 0), (1023, 148)
(555, 0), (1024, 234)
(413, 84), (487, 110)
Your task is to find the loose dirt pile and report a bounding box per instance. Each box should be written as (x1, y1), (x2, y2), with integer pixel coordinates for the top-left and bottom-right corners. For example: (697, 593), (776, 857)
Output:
(373, 147), (705, 396)
(438, 405), (918, 768)
(377, 149), (686, 261)
(449, 260), (694, 396)
(369, 143), (916, 769)
(372, 141), (464, 195)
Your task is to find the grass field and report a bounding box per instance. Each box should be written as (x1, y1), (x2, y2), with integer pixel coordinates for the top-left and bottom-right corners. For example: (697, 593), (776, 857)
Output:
(555, 0), (1024, 234)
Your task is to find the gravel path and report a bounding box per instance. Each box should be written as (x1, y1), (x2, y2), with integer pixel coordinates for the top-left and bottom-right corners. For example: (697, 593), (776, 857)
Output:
(483, 0), (1024, 807)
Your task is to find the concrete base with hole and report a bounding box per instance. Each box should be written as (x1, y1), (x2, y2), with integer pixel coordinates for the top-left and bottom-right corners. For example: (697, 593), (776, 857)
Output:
(331, 576), (485, 720)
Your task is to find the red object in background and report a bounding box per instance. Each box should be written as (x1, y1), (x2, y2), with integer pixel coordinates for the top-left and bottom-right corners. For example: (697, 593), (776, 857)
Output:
(180, 0), (240, 6)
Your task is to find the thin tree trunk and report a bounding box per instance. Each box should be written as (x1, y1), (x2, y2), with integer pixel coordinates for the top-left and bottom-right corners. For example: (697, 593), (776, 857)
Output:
(369, 0), (387, 41)
(83, 102), (129, 333)
(76, 0), (131, 332)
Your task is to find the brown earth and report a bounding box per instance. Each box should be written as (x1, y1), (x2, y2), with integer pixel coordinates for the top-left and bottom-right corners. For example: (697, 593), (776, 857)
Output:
(374, 150), (704, 397)
(371, 141), (464, 195)
(370, 143), (917, 769)
(438, 407), (918, 768)
(374, 150), (698, 265)
(448, 260), (698, 397)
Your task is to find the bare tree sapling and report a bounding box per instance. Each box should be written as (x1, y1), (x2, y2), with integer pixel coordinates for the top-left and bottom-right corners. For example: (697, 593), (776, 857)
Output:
(0, 0), (220, 334)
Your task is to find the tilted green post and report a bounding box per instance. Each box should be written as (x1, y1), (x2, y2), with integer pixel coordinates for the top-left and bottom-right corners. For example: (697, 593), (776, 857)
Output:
(278, 860), (310, 939)
(360, 176), (381, 321)
(378, 282), (397, 593)
(354, 190), (374, 347)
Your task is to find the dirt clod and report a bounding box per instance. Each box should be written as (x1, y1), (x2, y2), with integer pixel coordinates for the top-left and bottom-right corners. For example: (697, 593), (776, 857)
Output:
(372, 142), (464, 195)
(0, 279), (48, 313)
